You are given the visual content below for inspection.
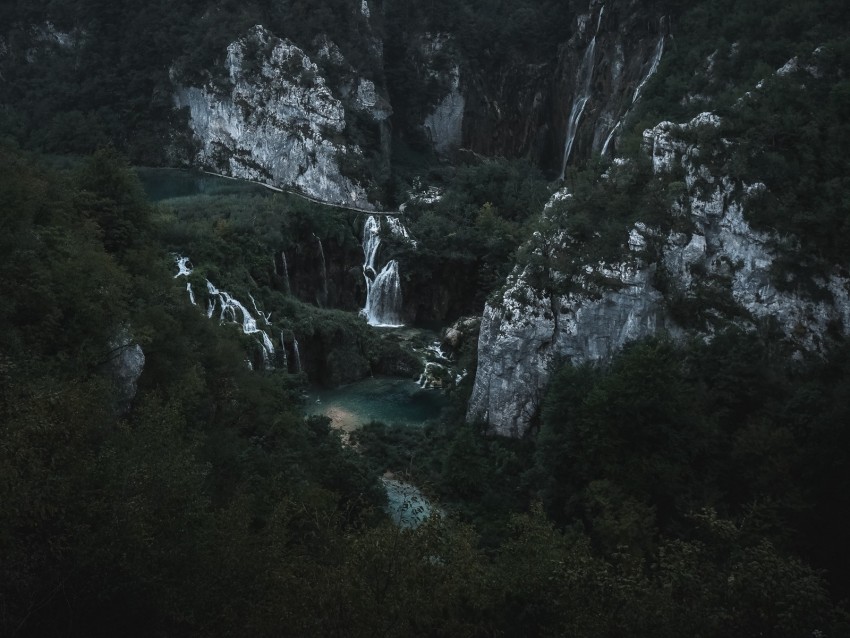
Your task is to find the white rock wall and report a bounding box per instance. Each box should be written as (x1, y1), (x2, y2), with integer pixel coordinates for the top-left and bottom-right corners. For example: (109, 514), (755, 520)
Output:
(174, 25), (373, 208)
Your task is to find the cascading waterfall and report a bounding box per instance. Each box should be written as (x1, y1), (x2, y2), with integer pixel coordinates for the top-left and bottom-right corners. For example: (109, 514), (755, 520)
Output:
(205, 279), (275, 366)
(313, 234), (328, 306)
(365, 260), (403, 327)
(175, 255), (284, 370)
(558, 5), (604, 179)
(361, 215), (404, 327)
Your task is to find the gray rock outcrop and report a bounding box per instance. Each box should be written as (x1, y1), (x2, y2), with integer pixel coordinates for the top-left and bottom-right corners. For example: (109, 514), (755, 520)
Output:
(106, 330), (145, 412)
(174, 25), (374, 208)
(468, 112), (850, 437)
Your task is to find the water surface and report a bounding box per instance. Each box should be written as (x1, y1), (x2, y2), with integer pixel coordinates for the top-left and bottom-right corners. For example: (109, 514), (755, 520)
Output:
(306, 377), (447, 430)
(136, 167), (270, 202)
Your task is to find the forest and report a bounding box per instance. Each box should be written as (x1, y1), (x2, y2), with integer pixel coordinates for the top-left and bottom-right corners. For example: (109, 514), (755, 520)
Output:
(2, 0), (850, 636)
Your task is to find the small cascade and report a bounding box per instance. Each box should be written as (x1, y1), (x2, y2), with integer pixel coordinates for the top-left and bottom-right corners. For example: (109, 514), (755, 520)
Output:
(174, 256), (193, 278)
(313, 234), (328, 306)
(249, 293), (272, 325)
(293, 337), (302, 374)
(631, 34), (665, 106)
(176, 255), (278, 370)
(281, 250), (291, 294)
(361, 216), (404, 327)
(386, 216), (416, 246)
(558, 6), (604, 179)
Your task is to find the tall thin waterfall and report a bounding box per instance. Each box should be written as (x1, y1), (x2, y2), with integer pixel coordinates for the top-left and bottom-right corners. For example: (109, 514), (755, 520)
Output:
(187, 282), (196, 305)
(281, 250), (291, 294)
(361, 215), (404, 327)
(279, 331), (288, 369)
(601, 32), (665, 157)
(313, 234), (328, 306)
(631, 34), (665, 106)
(293, 337), (302, 373)
(601, 121), (620, 157)
(558, 5), (604, 179)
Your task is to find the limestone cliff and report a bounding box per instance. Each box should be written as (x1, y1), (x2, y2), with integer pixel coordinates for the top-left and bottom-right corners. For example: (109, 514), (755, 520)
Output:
(468, 111), (850, 437)
(174, 25), (383, 208)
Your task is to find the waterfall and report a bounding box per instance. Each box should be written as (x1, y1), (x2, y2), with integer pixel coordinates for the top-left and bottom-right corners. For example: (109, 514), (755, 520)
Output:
(176, 255), (278, 369)
(558, 6), (604, 179)
(249, 293), (272, 325)
(361, 216), (404, 327)
(600, 32), (665, 158)
(293, 338), (302, 374)
(601, 121), (620, 156)
(313, 234), (328, 306)
(386, 216), (416, 246)
(631, 35), (665, 106)
(205, 279), (275, 360)
(281, 250), (291, 294)
(279, 331), (288, 369)
(365, 260), (403, 327)
(363, 216), (381, 274)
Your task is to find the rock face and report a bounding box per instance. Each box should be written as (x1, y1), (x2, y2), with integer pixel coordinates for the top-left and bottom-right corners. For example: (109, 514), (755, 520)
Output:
(467, 238), (667, 438)
(106, 330), (145, 412)
(174, 25), (376, 208)
(646, 113), (850, 353)
(468, 112), (850, 437)
(167, 1), (675, 186)
(424, 61), (464, 155)
(462, 0), (669, 172)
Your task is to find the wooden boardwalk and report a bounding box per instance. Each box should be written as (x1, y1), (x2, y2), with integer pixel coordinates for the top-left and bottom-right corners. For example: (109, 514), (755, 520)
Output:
(203, 171), (404, 216)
